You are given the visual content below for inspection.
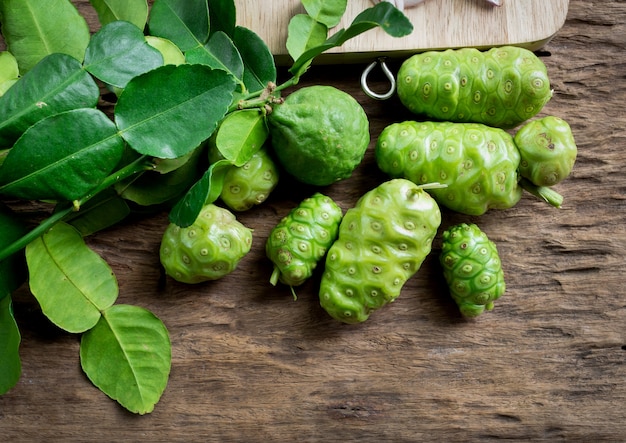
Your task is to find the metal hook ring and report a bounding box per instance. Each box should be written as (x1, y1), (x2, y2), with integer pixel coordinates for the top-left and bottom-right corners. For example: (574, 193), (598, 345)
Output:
(361, 57), (396, 100)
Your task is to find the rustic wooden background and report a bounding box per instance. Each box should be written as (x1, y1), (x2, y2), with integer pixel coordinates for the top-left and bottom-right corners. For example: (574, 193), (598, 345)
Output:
(1, 1), (625, 441)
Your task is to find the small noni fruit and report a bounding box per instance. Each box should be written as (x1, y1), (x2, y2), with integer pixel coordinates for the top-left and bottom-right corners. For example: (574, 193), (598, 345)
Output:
(266, 193), (343, 293)
(160, 204), (252, 284)
(514, 116), (578, 187)
(440, 223), (505, 317)
(375, 120), (522, 215)
(209, 145), (280, 212)
(319, 179), (441, 324)
(396, 46), (552, 128)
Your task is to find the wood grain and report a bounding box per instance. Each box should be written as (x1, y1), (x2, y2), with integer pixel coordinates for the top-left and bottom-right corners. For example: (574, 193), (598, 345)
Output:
(1, 1), (625, 442)
(236, 0), (570, 63)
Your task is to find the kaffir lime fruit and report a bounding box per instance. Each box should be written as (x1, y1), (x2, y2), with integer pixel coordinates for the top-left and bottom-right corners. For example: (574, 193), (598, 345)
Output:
(268, 85), (370, 186)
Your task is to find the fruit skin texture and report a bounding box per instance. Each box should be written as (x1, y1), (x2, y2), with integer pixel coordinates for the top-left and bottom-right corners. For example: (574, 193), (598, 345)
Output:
(375, 120), (522, 215)
(397, 46), (552, 128)
(266, 193), (343, 288)
(440, 223), (505, 317)
(209, 145), (280, 212)
(267, 85), (370, 186)
(160, 204), (253, 284)
(319, 179), (441, 324)
(514, 116), (577, 187)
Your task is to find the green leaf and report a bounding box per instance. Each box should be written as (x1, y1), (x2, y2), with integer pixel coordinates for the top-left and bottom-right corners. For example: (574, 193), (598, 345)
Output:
(286, 14), (328, 62)
(88, 0), (149, 29)
(80, 304), (171, 415)
(185, 31), (244, 83)
(301, 0), (348, 28)
(0, 108), (125, 201)
(289, 2), (413, 77)
(168, 159), (231, 227)
(0, 53), (100, 147)
(148, 0), (210, 51)
(84, 21), (164, 89)
(0, 204), (29, 299)
(25, 222), (119, 333)
(208, 0), (236, 37)
(0, 52), (19, 84)
(232, 26), (277, 94)
(0, 295), (21, 395)
(115, 145), (204, 206)
(213, 110), (268, 166)
(115, 64), (237, 159)
(63, 190), (131, 236)
(0, 0), (91, 74)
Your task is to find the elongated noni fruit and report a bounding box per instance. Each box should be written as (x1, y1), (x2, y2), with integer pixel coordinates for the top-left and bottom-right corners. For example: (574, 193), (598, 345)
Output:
(319, 179), (441, 324)
(266, 193), (343, 290)
(375, 120), (522, 215)
(160, 204), (252, 284)
(440, 223), (505, 317)
(397, 46), (552, 128)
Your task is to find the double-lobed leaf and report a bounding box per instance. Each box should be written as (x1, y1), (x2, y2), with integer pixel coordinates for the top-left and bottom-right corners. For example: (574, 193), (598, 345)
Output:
(185, 31), (244, 86)
(25, 222), (119, 333)
(0, 53), (100, 148)
(232, 27), (277, 94)
(84, 20), (164, 89)
(301, 0), (348, 28)
(148, 0), (210, 51)
(115, 64), (237, 159)
(0, 108), (125, 201)
(80, 304), (171, 415)
(286, 15), (329, 62)
(88, 0), (149, 30)
(0, 0), (91, 74)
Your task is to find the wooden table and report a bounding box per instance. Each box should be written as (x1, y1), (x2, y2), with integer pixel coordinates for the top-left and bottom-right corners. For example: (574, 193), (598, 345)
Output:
(2, 1), (625, 441)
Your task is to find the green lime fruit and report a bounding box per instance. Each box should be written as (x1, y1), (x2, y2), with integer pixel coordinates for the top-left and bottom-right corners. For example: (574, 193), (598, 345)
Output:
(268, 85), (370, 186)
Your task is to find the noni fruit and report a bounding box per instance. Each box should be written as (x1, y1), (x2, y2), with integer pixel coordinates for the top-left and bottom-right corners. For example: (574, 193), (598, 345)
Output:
(267, 85), (370, 186)
(209, 145), (280, 212)
(375, 120), (522, 215)
(319, 179), (441, 324)
(160, 204), (252, 284)
(396, 46), (552, 128)
(266, 193), (343, 293)
(440, 223), (505, 317)
(514, 116), (577, 187)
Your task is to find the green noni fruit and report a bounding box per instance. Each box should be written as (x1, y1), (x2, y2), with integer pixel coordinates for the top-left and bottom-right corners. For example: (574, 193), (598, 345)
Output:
(514, 116), (578, 187)
(319, 179), (441, 324)
(160, 204), (253, 284)
(375, 120), (522, 215)
(267, 85), (370, 186)
(397, 46), (552, 128)
(440, 223), (505, 317)
(266, 193), (343, 294)
(209, 145), (280, 212)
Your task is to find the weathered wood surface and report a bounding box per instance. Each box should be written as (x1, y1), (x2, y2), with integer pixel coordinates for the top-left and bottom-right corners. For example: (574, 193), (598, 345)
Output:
(1, 1), (625, 441)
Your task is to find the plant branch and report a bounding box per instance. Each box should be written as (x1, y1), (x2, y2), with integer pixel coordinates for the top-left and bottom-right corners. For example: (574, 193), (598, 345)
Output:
(0, 155), (153, 262)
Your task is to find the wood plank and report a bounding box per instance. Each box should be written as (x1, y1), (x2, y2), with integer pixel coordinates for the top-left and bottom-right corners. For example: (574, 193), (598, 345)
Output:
(236, 0), (570, 64)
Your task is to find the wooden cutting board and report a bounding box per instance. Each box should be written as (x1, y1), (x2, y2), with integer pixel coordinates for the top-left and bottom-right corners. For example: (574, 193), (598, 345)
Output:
(235, 0), (570, 64)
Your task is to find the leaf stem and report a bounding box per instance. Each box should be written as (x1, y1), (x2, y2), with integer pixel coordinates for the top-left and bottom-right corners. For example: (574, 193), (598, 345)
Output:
(0, 155), (153, 262)
(230, 76), (300, 112)
(519, 178), (564, 209)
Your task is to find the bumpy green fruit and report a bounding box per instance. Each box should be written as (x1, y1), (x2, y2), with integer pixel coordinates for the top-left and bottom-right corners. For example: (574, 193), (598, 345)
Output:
(376, 120), (522, 215)
(319, 179), (441, 324)
(514, 116), (577, 187)
(266, 193), (343, 292)
(160, 204), (252, 284)
(440, 223), (505, 317)
(209, 145), (280, 212)
(397, 46), (552, 128)
(268, 85), (370, 186)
